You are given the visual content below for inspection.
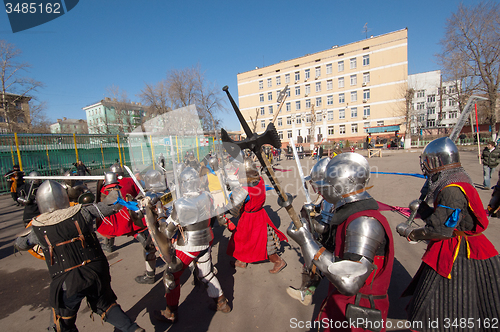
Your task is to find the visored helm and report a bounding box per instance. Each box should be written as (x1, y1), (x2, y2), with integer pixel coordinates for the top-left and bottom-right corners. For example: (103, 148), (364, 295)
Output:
(239, 157), (260, 185)
(207, 155), (219, 172)
(28, 171), (42, 185)
(315, 152), (371, 208)
(179, 167), (201, 194)
(109, 163), (125, 177)
(36, 180), (70, 214)
(104, 172), (119, 187)
(420, 137), (460, 176)
(144, 169), (167, 193)
(305, 157), (331, 193)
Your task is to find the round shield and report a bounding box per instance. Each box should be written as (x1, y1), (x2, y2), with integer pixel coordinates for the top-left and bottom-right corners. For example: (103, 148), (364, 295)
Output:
(78, 192), (95, 204)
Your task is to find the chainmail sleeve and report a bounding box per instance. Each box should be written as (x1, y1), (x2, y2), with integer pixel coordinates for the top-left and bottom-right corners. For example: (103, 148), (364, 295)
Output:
(81, 202), (122, 226)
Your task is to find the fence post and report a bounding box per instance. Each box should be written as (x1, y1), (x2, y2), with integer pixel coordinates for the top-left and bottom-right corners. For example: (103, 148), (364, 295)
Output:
(100, 143), (105, 168)
(46, 145), (51, 169)
(14, 133), (23, 171)
(73, 133), (79, 162)
(150, 135), (155, 170)
(196, 136), (200, 161)
(10, 145), (15, 166)
(117, 134), (123, 167)
(140, 143), (145, 164)
(175, 136), (180, 163)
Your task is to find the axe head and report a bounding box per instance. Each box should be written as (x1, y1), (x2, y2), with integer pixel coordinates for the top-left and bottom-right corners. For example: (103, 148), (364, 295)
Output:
(221, 123), (281, 160)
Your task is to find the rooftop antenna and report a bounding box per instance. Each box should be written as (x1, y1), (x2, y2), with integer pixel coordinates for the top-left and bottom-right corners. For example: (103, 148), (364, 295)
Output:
(362, 23), (371, 39)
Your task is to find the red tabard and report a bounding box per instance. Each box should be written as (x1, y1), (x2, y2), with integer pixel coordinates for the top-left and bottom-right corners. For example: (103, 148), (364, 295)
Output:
(421, 182), (498, 278)
(319, 210), (394, 332)
(96, 177), (145, 238)
(226, 177), (287, 263)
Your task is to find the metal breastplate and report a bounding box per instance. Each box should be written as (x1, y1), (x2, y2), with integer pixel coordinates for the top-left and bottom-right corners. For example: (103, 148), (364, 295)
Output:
(33, 211), (104, 278)
(174, 192), (214, 246)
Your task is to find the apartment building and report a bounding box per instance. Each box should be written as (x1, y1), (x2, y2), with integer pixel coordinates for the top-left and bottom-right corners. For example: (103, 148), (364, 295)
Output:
(0, 92), (31, 133)
(408, 70), (460, 135)
(83, 98), (146, 134)
(236, 29), (408, 146)
(50, 117), (88, 134)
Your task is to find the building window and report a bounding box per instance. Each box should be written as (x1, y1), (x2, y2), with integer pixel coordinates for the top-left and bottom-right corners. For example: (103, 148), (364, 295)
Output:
(295, 71), (300, 82)
(295, 101), (301, 110)
(350, 58), (357, 69)
(351, 91), (357, 102)
(364, 122), (370, 133)
(327, 79), (333, 90)
(315, 66), (321, 78)
(295, 86), (300, 95)
(328, 126), (334, 135)
(327, 110), (334, 121)
(339, 93), (345, 104)
(350, 74), (357, 86)
(417, 102), (425, 110)
(338, 77), (344, 88)
(267, 78), (272, 88)
(287, 130), (292, 138)
(377, 121), (384, 126)
(338, 60), (344, 72)
(286, 87), (291, 97)
(269, 105), (274, 114)
(427, 119), (435, 127)
(296, 114), (302, 124)
(352, 124), (358, 133)
(306, 99), (311, 108)
(305, 84), (311, 95)
(363, 55), (370, 66)
(449, 99), (456, 106)
(449, 111), (458, 119)
(286, 116), (292, 125)
(259, 80), (263, 89)
(363, 72), (370, 84)
(285, 103), (291, 112)
(416, 90), (425, 98)
(316, 97), (322, 107)
(268, 92), (272, 101)
(305, 69), (310, 80)
(351, 107), (358, 118)
(259, 94), (264, 102)
(327, 95), (333, 105)
(297, 129), (301, 137)
(427, 107), (435, 115)
(326, 63), (332, 74)
(363, 89), (370, 100)
(427, 94), (436, 103)
(278, 131), (283, 139)
(339, 109), (345, 119)
(276, 76), (281, 86)
(364, 106), (370, 117)
(339, 125), (346, 134)
(278, 118), (282, 126)
(260, 107), (265, 115)
(261, 120), (265, 129)
(449, 86), (456, 93)
(285, 74), (290, 83)
(315, 82), (321, 92)
(306, 114), (311, 123)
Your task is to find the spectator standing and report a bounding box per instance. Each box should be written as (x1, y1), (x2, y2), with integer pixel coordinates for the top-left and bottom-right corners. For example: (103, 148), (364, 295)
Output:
(5, 164), (24, 205)
(481, 141), (500, 189)
(74, 160), (91, 176)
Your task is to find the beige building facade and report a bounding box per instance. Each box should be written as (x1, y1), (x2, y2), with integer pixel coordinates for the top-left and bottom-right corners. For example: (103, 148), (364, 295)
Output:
(236, 29), (408, 147)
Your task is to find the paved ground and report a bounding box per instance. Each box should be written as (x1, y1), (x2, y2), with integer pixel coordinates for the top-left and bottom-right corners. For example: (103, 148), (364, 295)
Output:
(0, 147), (499, 332)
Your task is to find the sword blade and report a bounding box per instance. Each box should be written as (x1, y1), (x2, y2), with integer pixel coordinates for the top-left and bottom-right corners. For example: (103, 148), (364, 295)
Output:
(290, 138), (311, 204)
(123, 165), (146, 196)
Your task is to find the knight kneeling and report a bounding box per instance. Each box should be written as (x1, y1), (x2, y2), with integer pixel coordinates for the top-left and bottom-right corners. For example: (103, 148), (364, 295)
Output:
(14, 180), (144, 332)
(151, 167), (230, 324)
(287, 153), (394, 332)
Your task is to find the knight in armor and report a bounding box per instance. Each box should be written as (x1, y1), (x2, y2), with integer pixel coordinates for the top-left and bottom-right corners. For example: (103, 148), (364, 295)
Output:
(152, 167), (230, 323)
(396, 137), (500, 331)
(226, 158), (288, 274)
(17, 171), (42, 226)
(286, 157), (331, 305)
(14, 180), (144, 332)
(199, 155), (227, 212)
(184, 150), (200, 170)
(287, 153), (394, 332)
(62, 170), (93, 205)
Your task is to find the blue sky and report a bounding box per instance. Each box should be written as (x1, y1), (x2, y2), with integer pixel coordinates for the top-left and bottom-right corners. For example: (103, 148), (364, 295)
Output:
(0, 0), (483, 131)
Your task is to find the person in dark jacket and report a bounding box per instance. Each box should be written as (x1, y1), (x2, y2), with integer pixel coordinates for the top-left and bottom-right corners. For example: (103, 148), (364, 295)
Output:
(17, 171), (42, 226)
(74, 160), (92, 176)
(481, 141), (500, 189)
(5, 164), (24, 205)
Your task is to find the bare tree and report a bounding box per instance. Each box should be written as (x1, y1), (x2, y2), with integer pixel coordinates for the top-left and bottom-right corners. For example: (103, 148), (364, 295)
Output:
(437, 1), (500, 132)
(0, 40), (43, 132)
(249, 108), (260, 132)
(138, 81), (171, 119)
(27, 100), (50, 133)
(105, 85), (135, 133)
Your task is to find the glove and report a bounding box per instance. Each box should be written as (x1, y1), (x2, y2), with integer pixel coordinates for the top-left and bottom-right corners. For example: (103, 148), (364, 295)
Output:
(287, 219), (317, 270)
(396, 222), (418, 243)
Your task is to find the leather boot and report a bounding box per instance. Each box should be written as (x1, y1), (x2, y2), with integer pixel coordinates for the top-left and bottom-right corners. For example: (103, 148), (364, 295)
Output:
(268, 253), (286, 274)
(135, 271), (155, 284)
(153, 304), (178, 323)
(213, 295), (231, 313)
(232, 259), (247, 268)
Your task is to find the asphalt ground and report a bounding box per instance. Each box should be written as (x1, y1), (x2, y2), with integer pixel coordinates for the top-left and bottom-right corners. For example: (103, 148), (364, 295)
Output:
(0, 147), (499, 332)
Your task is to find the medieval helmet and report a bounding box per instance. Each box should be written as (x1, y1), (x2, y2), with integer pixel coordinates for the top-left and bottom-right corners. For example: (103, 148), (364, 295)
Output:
(420, 137), (460, 176)
(179, 167), (201, 194)
(103, 171), (120, 190)
(239, 158), (260, 185)
(28, 171), (42, 185)
(63, 170), (75, 187)
(143, 169), (167, 193)
(187, 151), (195, 161)
(207, 155), (219, 172)
(109, 163), (125, 177)
(314, 152), (371, 208)
(305, 157), (331, 193)
(36, 180), (70, 214)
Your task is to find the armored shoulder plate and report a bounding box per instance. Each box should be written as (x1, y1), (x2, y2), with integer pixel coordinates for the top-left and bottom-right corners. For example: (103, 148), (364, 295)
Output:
(344, 216), (385, 261)
(174, 192), (213, 227)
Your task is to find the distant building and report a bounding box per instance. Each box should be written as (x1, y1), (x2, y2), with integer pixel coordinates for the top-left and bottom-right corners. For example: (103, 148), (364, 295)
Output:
(50, 117), (88, 134)
(0, 92), (32, 133)
(83, 98), (146, 134)
(236, 29), (408, 146)
(408, 70), (460, 135)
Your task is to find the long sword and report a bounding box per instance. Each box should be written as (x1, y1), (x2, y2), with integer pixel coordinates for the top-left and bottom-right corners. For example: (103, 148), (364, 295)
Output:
(290, 137), (312, 204)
